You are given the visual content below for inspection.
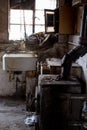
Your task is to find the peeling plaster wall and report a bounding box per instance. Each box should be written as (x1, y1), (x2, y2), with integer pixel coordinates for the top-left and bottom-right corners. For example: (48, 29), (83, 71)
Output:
(0, 0), (9, 42)
(0, 53), (16, 96)
(0, 70), (16, 96)
(0, 60), (37, 96)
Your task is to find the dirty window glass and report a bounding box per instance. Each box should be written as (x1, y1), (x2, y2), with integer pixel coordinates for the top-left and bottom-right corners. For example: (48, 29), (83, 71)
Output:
(9, 10), (33, 40)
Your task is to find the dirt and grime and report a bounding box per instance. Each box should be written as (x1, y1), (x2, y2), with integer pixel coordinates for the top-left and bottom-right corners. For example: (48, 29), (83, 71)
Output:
(0, 98), (34, 130)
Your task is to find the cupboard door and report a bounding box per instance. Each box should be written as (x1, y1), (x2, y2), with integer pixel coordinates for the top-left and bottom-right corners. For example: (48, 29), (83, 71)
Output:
(59, 5), (74, 34)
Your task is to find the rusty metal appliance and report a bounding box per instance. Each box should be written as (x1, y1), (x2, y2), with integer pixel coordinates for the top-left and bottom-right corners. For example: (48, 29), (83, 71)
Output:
(37, 75), (86, 130)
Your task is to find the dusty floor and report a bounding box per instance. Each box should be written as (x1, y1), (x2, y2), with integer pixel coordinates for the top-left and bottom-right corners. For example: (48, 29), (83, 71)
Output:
(0, 97), (34, 130)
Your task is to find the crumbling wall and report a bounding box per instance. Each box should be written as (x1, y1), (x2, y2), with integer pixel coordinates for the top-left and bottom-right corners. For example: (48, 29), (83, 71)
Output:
(0, 52), (16, 96)
(37, 43), (68, 62)
(0, 0), (9, 42)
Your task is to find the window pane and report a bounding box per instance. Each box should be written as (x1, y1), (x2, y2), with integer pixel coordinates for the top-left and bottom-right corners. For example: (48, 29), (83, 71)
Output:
(23, 10), (33, 24)
(9, 25), (22, 40)
(9, 25), (33, 40)
(10, 9), (33, 24)
(9, 9), (33, 40)
(35, 26), (45, 33)
(26, 25), (33, 37)
(35, 10), (45, 24)
(35, 0), (56, 10)
(10, 10), (21, 24)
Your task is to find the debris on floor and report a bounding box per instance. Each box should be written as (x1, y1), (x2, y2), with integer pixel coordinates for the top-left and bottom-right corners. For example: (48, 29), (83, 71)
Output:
(0, 98), (34, 130)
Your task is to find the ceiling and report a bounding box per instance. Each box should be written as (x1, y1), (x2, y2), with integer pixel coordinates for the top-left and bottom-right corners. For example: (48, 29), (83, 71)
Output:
(10, 0), (35, 10)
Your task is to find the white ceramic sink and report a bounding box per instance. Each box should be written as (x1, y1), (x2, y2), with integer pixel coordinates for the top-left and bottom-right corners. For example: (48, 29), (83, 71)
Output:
(2, 53), (37, 71)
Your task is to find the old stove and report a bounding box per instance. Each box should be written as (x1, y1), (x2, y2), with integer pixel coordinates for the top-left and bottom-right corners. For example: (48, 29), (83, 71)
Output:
(36, 75), (86, 130)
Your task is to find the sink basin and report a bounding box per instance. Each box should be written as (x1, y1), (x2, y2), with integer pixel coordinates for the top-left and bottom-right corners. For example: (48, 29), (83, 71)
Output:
(2, 53), (37, 71)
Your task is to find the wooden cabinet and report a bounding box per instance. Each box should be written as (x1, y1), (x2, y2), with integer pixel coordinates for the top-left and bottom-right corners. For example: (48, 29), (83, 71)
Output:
(74, 6), (83, 34)
(59, 5), (74, 34)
